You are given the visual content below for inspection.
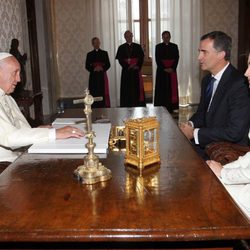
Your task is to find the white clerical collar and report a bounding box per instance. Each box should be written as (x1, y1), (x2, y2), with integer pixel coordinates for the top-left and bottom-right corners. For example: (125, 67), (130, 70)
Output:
(212, 62), (230, 82)
(0, 88), (6, 97)
(95, 49), (99, 52)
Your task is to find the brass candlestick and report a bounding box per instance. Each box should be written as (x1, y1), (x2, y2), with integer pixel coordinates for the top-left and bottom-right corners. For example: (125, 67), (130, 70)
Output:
(73, 89), (112, 184)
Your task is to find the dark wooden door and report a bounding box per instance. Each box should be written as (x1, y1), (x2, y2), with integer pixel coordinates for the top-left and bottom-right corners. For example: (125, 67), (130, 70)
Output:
(238, 0), (250, 74)
(26, 0), (43, 125)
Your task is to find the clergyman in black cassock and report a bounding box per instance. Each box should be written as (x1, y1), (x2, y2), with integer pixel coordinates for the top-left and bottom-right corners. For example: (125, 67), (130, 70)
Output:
(85, 37), (111, 108)
(154, 31), (179, 113)
(116, 30), (146, 107)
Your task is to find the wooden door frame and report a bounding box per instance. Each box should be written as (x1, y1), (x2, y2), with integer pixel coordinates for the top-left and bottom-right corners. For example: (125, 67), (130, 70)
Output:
(238, 0), (250, 74)
(26, 0), (43, 125)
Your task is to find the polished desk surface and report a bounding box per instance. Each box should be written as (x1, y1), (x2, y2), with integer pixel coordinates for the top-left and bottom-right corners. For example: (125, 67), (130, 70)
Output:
(0, 107), (249, 244)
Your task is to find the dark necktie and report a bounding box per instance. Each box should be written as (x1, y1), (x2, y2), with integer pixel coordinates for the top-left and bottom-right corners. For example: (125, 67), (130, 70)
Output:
(205, 77), (216, 111)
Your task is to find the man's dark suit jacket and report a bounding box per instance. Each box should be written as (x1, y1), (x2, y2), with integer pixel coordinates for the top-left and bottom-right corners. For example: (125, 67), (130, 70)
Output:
(190, 63), (250, 148)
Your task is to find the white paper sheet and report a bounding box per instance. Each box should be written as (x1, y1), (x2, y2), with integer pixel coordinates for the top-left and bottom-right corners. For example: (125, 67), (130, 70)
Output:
(28, 123), (111, 154)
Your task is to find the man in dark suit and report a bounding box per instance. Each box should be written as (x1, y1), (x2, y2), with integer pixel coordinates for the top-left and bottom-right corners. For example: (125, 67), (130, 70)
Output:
(180, 31), (250, 157)
(154, 31), (179, 113)
(85, 37), (110, 108)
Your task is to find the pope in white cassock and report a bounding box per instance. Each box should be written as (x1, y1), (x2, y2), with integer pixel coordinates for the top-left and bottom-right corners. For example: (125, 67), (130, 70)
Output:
(0, 52), (84, 163)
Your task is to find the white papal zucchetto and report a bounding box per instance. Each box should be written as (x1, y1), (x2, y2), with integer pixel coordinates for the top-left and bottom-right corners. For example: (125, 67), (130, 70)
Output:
(0, 52), (13, 61)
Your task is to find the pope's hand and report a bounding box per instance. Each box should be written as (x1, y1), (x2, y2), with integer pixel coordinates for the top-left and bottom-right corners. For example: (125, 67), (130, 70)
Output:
(56, 126), (84, 139)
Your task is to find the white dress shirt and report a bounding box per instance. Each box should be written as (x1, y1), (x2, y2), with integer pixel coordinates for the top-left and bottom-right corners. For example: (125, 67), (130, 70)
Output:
(0, 88), (55, 162)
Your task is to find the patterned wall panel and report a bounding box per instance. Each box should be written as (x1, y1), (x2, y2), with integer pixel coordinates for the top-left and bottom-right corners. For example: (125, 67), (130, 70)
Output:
(202, 0), (239, 67)
(0, 0), (31, 89)
(54, 0), (89, 97)
(0, 0), (25, 54)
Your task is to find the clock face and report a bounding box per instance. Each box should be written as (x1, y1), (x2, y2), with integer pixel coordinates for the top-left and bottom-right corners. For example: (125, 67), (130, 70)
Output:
(125, 118), (160, 169)
(144, 129), (156, 154)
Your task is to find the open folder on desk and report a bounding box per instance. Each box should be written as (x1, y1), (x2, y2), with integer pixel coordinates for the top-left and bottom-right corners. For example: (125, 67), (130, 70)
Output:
(28, 123), (111, 154)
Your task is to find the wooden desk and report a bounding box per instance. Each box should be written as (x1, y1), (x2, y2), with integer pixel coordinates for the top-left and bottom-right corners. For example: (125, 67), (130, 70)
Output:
(0, 107), (249, 249)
